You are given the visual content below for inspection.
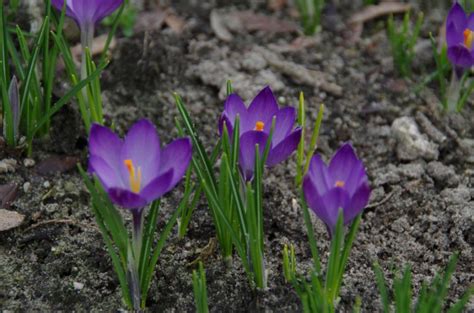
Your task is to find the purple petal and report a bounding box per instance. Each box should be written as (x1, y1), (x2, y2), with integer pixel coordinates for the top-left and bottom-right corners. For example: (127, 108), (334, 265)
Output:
(159, 138), (192, 188)
(344, 183), (371, 225)
(303, 177), (335, 230)
(89, 155), (124, 189)
(218, 114), (234, 138)
(108, 187), (147, 209)
(239, 131), (269, 181)
(140, 169), (174, 202)
(446, 21), (464, 48)
(341, 159), (368, 196)
(328, 143), (360, 185)
(247, 86), (279, 129)
(92, 0), (123, 23)
(272, 107), (296, 145)
(447, 3), (467, 34)
(223, 94), (249, 132)
(51, 0), (77, 20)
(120, 119), (161, 186)
(467, 12), (474, 30)
(448, 45), (474, 68)
(321, 188), (351, 235)
(89, 124), (122, 170)
(306, 154), (331, 195)
(266, 128), (302, 166)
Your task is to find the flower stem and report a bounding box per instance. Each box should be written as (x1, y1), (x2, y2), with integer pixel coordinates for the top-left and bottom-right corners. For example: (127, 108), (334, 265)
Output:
(446, 70), (462, 112)
(129, 210), (144, 311)
(80, 23), (94, 82)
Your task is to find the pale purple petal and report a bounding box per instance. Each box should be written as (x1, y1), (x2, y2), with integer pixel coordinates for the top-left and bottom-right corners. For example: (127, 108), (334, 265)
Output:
(218, 114), (234, 138)
(51, 0), (77, 20)
(120, 119), (161, 186)
(303, 177), (334, 230)
(341, 160), (367, 196)
(247, 86), (279, 128)
(108, 187), (147, 209)
(467, 12), (474, 30)
(266, 128), (302, 166)
(446, 22), (464, 47)
(159, 138), (192, 188)
(306, 154), (331, 195)
(272, 107), (296, 145)
(89, 155), (124, 189)
(140, 170), (174, 202)
(448, 45), (474, 68)
(344, 183), (371, 225)
(328, 143), (360, 185)
(92, 0), (123, 23)
(89, 124), (122, 170)
(321, 188), (351, 235)
(223, 94), (249, 131)
(239, 131), (269, 181)
(447, 3), (467, 33)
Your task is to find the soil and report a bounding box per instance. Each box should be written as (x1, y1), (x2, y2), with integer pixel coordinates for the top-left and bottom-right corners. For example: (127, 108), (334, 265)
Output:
(1, 0), (473, 312)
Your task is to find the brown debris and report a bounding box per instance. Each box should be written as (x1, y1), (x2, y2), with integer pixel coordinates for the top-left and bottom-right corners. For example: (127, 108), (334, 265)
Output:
(348, 2), (411, 25)
(268, 0), (287, 11)
(134, 8), (167, 33)
(36, 155), (80, 176)
(71, 34), (117, 63)
(0, 183), (18, 209)
(0, 209), (24, 232)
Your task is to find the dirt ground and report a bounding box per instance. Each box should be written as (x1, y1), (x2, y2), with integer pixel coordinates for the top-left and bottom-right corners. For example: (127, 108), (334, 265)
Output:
(0, 0), (473, 311)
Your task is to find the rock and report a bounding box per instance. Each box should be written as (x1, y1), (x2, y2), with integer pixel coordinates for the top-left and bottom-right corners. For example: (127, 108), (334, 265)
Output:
(391, 216), (409, 233)
(0, 209), (25, 232)
(440, 186), (471, 205)
(415, 112), (447, 145)
(23, 158), (35, 167)
(427, 161), (459, 187)
(0, 159), (17, 173)
(73, 282), (84, 291)
(374, 164), (400, 186)
(397, 162), (425, 179)
(459, 138), (474, 163)
(23, 182), (31, 193)
(391, 117), (439, 161)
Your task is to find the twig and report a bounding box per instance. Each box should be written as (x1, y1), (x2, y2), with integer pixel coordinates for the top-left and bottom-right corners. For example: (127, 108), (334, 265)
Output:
(365, 189), (395, 209)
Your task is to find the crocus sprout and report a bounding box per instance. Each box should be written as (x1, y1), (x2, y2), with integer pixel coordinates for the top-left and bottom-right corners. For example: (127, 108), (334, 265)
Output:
(3, 76), (20, 144)
(446, 2), (474, 69)
(219, 86), (302, 180)
(303, 143), (371, 236)
(88, 119), (192, 210)
(51, 0), (123, 79)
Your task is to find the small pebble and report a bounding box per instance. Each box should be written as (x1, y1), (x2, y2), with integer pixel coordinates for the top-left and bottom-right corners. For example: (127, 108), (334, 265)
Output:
(23, 182), (31, 193)
(43, 181), (51, 188)
(73, 282), (84, 291)
(23, 158), (35, 167)
(0, 159), (17, 173)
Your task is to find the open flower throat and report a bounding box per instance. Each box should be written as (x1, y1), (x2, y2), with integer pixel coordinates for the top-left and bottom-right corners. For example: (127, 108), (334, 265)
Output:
(124, 159), (142, 193)
(335, 180), (345, 188)
(464, 28), (474, 49)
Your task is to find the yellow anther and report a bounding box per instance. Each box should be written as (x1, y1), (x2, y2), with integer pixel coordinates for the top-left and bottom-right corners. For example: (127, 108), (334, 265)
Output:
(255, 121), (265, 131)
(335, 180), (345, 188)
(124, 159), (142, 193)
(464, 29), (474, 49)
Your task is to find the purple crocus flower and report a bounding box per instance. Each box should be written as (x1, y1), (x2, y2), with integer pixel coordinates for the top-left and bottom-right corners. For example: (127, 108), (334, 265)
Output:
(446, 2), (474, 68)
(88, 119), (192, 210)
(51, 0), (123, 31)
(303, 143), (371, 236)
(219, 86), (302, 181)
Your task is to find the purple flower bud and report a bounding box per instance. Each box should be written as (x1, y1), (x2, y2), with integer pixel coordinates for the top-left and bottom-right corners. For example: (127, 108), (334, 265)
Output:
(303, 143), (371, 236)
(446, 2), (474, 68)
(51, 0), (124, 30)
(219, 86), (302, 181)
(3, 76), (20, 141)
(88, 119), (192, 210)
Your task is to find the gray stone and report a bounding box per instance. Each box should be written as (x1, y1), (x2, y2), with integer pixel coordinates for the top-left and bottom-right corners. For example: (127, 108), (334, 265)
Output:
(391, 117), (439, 161)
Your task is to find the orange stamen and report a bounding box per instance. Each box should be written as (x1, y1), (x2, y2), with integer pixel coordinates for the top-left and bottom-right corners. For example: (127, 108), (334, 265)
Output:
(464, 29), (473, 49)
(335, 180), (345, 188)
(255, 121), (265, 131)
(124, 159), (142, 193)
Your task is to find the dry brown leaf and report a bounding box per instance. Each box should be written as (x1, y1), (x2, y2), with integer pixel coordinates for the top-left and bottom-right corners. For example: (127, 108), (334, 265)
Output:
(231, 10), (298, 33)
(71, 34), (117, 62)
(36, 155), (80, 176)
(165, 13), (186, 34)
(268, 0), (287, 11)
(349, 2), (411, 25)
(0, 209), (24, 232)
(0, 183), (18, 209)
(134, 8), (167, 33)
